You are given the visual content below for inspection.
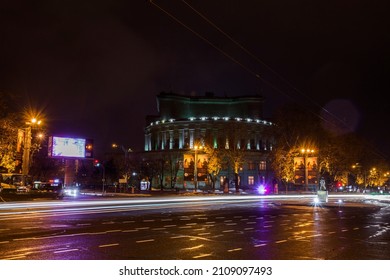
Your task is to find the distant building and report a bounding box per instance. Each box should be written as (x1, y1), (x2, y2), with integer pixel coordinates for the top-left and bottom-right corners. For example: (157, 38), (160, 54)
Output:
(141, 92), (275, 191)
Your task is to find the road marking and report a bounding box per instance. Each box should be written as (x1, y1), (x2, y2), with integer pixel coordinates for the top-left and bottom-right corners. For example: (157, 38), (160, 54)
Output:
(152, 228), (165, 231)
(181, 244), (204, 250)
(193, 253), (212, 259)
(13, 237), (34, 241)
(54, 248), (79, 253)
(135, 227), (150, 230)
(294, 236), (306, 240)
(99, 243), (119, 248)
(123, 229), (138, 232)
(244, 227), (254, 231)
(143, 219), (155, 222)
(254, 243), (267, 247)
(170, 235), (187, 239)
(307, 234), (322, 238)
(228, 248), (242, 252)
(222, 229), (234, 233)
(136, 239), (154, 243)
(163, 224), (177, 228)
(275, 240), (288, 244)
(0, 241), (10, 244)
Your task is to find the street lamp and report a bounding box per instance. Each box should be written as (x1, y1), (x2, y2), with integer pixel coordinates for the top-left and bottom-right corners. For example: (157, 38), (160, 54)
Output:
(112, 143), (133, 189)
(352, 163), (366, 189)
(21, 117), (42, 176)
(193, 145), (203, 192)
(94, 159), (105, 194)
(300, 148), (315, 192)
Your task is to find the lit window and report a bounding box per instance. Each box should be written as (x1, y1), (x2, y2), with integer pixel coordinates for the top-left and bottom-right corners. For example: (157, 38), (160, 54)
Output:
(248, 176), (254, 185)
(259, 161), (266, 171)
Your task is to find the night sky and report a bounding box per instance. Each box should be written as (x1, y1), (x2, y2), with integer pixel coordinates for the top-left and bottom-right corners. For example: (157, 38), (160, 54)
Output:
(1, 0), (389, 159)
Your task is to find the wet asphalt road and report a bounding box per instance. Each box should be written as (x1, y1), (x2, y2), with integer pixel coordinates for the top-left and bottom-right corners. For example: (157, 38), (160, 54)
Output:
(0, 195), (389, 260)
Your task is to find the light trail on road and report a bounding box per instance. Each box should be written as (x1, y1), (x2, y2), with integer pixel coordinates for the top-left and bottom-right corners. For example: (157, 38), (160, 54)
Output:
(0, 194), (388, 222)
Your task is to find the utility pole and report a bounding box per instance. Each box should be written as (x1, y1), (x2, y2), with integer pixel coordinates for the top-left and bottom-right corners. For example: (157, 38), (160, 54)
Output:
(21, 126), (31, 177)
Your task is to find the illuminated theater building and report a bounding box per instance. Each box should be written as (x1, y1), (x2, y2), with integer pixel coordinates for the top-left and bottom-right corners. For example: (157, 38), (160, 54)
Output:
(142, 92), (275, 191)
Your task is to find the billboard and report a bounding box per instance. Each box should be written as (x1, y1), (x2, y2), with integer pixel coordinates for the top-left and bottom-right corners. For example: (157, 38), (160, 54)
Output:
(294, 156), (305, 184)
(183, 153), (208, 182)
(293, 156), (318, 185)
(48, 136), (93, 159)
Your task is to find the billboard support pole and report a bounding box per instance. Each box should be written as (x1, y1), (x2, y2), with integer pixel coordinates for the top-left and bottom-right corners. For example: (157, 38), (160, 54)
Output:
(64, 159), (75, 187)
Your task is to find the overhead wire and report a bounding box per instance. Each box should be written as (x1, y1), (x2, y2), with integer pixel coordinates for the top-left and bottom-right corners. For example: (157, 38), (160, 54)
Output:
(149, 0), (299, 102)
(150, 0), (387, 160)
(179, 0), (350, 132)
(150, 0), (344, 131)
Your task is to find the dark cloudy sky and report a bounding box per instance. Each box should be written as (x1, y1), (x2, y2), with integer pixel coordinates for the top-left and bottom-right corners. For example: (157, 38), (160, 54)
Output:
(1, 0), (389, 159)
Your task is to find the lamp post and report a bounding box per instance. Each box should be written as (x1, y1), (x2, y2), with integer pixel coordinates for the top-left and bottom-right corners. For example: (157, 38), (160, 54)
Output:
(21, 118), (42, 177)
(112, 143), (133, 189)
(193, 145), (203, 192)
(352, 163), (366, 190)
(301, 148), (315, 192)
(102, 163), (105, 194)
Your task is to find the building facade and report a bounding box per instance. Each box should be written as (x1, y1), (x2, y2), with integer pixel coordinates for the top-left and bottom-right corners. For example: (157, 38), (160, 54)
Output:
(142, 92), (275, 191)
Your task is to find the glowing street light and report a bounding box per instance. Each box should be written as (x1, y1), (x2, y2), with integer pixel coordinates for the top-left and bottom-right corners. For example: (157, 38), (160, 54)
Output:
(300, 148), (315, 192)
(21, 117), (43, 176)
(112, 143), (133, 188)
(193, 144), (203, 192)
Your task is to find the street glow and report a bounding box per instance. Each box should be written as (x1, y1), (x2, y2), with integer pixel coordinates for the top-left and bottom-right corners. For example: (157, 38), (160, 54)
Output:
(257, 184), (267, 195)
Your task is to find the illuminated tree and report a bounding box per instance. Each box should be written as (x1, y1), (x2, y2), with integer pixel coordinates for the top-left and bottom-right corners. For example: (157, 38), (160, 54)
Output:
(203, 144), (222, 191)
(0, 92), (20, 173)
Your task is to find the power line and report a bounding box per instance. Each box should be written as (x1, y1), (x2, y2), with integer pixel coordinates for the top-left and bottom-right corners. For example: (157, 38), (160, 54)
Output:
(150, 0), (304, 102)
(150, 1), (344, 129)
(179, 0), (349, 130)
(150, 0), (388, 160)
